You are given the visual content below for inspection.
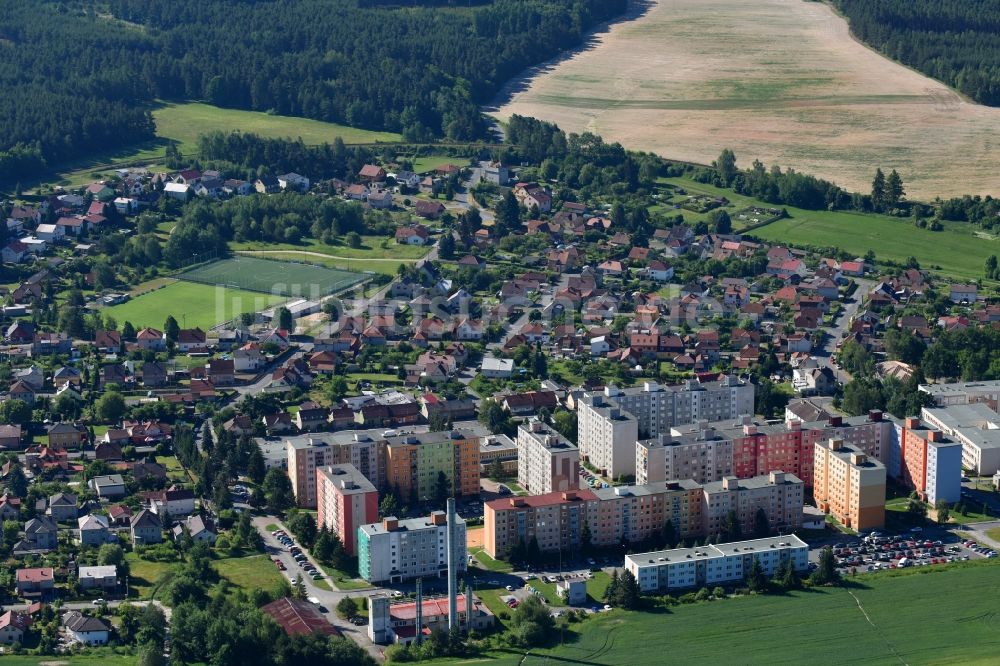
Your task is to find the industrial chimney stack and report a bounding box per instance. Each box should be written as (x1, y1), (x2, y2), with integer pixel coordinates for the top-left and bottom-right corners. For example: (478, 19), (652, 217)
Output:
(446, 496), (458, 631)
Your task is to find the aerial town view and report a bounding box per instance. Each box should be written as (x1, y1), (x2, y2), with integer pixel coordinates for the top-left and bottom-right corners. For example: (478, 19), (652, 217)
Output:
(1, 1), (1000, 664)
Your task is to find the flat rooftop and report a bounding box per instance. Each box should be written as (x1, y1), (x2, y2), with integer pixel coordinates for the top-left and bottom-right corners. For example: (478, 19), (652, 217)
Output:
(703, 472), (802, 494)
(627, 534), (808, 565)
(359, 513), (465, 537)
(317, 464), (376, 494)
(919, 381), (1000, 396)
(592, 479), (702, 500)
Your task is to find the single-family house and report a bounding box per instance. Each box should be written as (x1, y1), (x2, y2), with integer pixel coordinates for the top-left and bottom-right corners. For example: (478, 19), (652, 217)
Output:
(141, 361), (168, 388)
(23, 517), (58, 551)
(396, 225), (430, 245)
(0, 610), (31, 644)
(88, 475), (127, 499)
(8, 381), (36, 406)
(176, 327), (207, 352)
(47, 423), (87, 448)
(130, 509), (162, 544)
(16, 568), (54, 598)
(77, 514), (113, 546)
(359, 164), (386, 182)
(164, 182), (191, 201)
(481, 357), (514, 379)
(278, 173), (310, 192)
(950, 283), (978, 304)
(0, 425), (22, 450)
(413, 200), (445, 220)
(47, 492), (78, 522)
(62, 611), (111, 646)
(136, 327), (166, 351)
(147, 485), (196, 517)
(296, 402), (329, 431)
(207, 359), (235, 386)
(172, 514), (217, 544)
(77, 565), (118, 590)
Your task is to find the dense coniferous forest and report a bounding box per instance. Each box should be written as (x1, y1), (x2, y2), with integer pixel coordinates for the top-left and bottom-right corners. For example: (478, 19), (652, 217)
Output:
(0, 0), (626, 184)
(834, 0), (1000, 106)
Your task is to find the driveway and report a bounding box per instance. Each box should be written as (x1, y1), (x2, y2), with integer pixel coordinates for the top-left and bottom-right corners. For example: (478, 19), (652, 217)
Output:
(958, 519), (1000, 550)
(252, 515), (385, 662)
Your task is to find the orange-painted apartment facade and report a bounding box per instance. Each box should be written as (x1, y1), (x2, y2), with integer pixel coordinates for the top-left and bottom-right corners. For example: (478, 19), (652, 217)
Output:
(898, 417), (962, 505)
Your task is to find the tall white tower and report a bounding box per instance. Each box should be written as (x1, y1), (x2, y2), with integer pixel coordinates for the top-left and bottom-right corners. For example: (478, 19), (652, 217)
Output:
(446, 496), (458, 631)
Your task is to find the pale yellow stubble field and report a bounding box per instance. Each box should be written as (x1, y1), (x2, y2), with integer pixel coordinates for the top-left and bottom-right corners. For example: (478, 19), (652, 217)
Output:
(492, 0), (1000, 199)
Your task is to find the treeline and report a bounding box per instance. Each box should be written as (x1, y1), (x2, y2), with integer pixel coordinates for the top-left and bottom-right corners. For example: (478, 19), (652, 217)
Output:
(504, 115), (661, 195)
(0, 0), (625, 185)
(162, 192), (376, 266)
(197, 132), (377, 181)
(0, 2), (157, 183)
(834, 0), (1000, 106)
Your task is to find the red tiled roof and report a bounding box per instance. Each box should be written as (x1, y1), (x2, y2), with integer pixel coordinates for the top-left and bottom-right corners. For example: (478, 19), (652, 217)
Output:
(16, 568), (53, 583)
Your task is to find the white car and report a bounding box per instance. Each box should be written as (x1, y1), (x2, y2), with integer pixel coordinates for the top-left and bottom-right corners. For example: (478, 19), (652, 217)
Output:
(91, 598), (105, 605)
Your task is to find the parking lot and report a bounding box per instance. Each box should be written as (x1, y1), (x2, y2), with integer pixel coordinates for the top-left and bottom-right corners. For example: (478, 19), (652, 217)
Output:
(821, 529), (996, 575)
(265, 527), (328, 589)
(579, 466), (609, 490)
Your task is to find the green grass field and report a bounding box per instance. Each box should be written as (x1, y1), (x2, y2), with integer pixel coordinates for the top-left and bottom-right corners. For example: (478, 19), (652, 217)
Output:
(409, 155), (467, 174)
(234, 251), (407, 278)
(660, 177), (998, 281)
(32, 101), (401, 192)
(0, 651), (137, 665)
(103, 280), (284, 330)
(230, 235), (430, 260)
(125, 552), (178, 600)
(217, 554), (288, 597)
(433, 561), (1000, 666)
(153, 102), (401, 155)
(179, 256), (367, 297)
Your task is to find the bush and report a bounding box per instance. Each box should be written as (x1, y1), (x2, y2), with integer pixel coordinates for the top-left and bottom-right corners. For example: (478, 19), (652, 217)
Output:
(712, 586), (726, 599)
(337, 596), (358, 620)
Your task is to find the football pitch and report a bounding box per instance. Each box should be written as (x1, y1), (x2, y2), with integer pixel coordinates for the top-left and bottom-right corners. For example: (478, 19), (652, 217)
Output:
(102, 281), (285, 331)
(178, 256), (366, 297)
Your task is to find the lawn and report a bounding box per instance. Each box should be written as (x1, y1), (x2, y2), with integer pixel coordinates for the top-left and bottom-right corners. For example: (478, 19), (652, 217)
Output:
(469, 547), (514, 573)
(233, 251), (408, 277)
(217, 554), (288, 597)
(230, 235), (430, 261)
(158, 455), (190, 483)
(0, 651), (138, 665)
(318, 562), (373, 591)
(662, 176), (998, 281)
(409, 155), (468, 174)
(125, 552), (178, 600)
(432, 560), (1000, 665)
(102, 280), (285, 330)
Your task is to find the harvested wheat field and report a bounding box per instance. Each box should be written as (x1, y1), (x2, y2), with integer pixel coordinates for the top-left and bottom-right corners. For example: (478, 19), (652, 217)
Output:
(492, 0), (1000, 198)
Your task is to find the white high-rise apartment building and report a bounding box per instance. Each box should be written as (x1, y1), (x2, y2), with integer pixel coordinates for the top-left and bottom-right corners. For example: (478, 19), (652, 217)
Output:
(578, 377), (753, 479)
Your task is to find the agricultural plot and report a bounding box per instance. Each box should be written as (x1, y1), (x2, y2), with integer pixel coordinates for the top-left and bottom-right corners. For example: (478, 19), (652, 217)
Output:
(492, 0), (1000, 198)
(658, 176), (998, 279)
(34, 101), (401, 191)
(102, 280), (284, 330)
(178, 256), (366, 297)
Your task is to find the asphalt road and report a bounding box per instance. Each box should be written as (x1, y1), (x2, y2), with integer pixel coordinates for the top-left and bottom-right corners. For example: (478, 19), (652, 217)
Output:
(252, 515), (386, 662)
